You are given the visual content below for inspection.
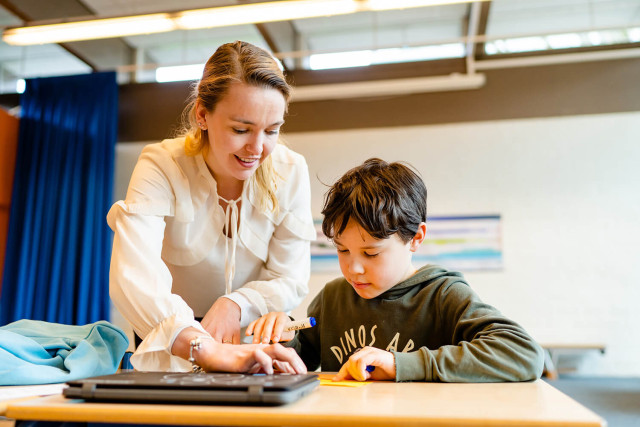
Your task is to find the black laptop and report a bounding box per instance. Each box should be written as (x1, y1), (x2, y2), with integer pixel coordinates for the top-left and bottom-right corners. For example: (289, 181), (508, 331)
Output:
(64, 371), (319, 406)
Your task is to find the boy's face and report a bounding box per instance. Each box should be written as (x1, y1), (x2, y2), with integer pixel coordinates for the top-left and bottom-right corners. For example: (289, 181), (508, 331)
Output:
(333, 219), (424, 299)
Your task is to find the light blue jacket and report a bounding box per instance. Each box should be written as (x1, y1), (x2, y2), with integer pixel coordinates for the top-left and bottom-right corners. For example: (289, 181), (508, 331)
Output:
(0, 319), (129, 385)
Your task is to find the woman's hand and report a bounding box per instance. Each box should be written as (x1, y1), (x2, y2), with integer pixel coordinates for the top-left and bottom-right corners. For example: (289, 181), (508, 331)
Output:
(333, 346), (396, 382)
(246, 312), (295, 344)
(199, 341), (307, 374)
(201, 298), (241, 344)
(172, 328), (307, 374)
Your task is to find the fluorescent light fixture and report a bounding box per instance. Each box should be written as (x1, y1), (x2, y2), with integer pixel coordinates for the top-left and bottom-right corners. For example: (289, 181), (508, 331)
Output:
(485, 27), (640, 56)
(627, 27), (640, 43)
(484, 42), (498, 55)
(156, 63), (205, 82)
(505, 37), (547, 53)
(587, 31), (603, 46)
(546, 33), (582, 50)
(310, 43), (465, 70)
(175, 0), (359, 30)
(16, 79), (26, 94)
(310, 50), (373, 70)
(291, 73), (486, 101)
(493, 39), (508, 53)
(3, 0), (488, 46)
(3, 14), (175, 45)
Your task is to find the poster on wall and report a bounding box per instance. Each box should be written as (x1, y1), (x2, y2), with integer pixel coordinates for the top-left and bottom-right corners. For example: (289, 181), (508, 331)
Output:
(414, 215), (503, 271)
(309, 220), (340, 274)
(310, 215), (503, 273)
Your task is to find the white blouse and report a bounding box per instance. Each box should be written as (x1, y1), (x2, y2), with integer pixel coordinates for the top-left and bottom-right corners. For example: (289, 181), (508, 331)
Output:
(107, 138), (316, 371)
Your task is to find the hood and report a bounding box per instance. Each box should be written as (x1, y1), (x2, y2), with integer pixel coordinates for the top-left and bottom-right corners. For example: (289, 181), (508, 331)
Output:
(378, 264), (467, 300)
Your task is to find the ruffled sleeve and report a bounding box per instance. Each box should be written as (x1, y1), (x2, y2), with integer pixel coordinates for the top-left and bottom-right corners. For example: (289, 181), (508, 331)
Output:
(107, 139), (206, 371)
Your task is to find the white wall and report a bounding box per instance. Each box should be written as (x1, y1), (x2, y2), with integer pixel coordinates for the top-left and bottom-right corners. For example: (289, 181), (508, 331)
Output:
(113, 111), (640, 376)
(284, 111), (640, 377)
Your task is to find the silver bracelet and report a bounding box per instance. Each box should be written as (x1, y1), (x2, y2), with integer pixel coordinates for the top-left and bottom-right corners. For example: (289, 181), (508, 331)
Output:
(189, 335), (214, 373)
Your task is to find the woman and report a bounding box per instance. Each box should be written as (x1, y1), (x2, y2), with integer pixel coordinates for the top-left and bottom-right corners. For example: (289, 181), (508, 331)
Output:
(107, 41), (315, 373)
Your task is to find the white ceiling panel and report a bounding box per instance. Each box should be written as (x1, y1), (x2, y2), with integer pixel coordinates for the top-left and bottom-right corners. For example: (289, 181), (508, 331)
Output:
(81, 0), (237, 16)
(1, 44), (91, 78)
(126, 27), (267, 66)
(293, 5), (467, 53)
(0, 5), (20, 27)
(488, 0), (640, 36)
(123, 24), (261, 48)
(301, 21), (465, 53)
(293, 5), (467, 34)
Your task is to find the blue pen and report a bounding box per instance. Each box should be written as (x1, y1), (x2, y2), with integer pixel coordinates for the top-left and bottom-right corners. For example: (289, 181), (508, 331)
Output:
(366, 365), (375, 372)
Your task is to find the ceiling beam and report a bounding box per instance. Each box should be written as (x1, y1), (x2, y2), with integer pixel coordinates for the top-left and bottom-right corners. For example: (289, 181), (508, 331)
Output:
(234, 0), (301, 71)
(0, 0), (136, 76)
(0, 0), (98, 70)
(475, 1), (491, 61)
(254, 21), (301, 71)
(464, 1), (483, 74)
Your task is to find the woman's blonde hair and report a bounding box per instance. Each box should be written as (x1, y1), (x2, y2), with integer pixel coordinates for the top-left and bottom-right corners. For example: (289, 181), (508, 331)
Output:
(182, 41), (291, 213)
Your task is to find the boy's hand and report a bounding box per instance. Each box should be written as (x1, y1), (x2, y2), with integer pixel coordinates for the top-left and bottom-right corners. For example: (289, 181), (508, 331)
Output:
(333, 346), (396, 382)
(246, 312), (295, 344)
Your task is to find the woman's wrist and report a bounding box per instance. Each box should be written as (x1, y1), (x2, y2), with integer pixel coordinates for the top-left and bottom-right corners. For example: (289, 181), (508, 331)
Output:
(172, 327), (217, 362)
(188, 335), (216, 372)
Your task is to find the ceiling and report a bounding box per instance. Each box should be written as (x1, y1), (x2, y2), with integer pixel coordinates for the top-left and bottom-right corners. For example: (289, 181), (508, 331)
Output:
(0, 0), (639, 94)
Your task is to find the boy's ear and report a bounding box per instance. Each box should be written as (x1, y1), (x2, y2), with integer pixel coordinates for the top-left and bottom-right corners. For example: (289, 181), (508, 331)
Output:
(409, 222), (427, 252)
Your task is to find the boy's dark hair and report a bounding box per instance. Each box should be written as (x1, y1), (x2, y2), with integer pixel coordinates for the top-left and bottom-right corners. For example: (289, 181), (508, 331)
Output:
(321, 158), (427, 243)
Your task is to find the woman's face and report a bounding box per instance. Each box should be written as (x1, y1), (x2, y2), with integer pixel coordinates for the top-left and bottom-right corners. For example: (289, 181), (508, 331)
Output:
(197, 82), (286, 193)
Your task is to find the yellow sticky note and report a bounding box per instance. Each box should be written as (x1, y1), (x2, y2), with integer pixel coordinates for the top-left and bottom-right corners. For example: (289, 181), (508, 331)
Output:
(317, 373), (372, 387)
(319, 378), (370, 387)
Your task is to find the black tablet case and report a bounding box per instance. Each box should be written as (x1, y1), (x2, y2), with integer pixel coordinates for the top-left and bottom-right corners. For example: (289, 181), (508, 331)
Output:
(64, 371), (319, 406)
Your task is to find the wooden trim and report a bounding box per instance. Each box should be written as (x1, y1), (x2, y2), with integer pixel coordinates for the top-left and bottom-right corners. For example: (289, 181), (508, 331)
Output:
(0, 108), (19, 289)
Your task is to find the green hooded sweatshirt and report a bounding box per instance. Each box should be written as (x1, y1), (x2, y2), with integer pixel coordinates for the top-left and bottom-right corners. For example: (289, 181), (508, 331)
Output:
(287, 264), (544, 382)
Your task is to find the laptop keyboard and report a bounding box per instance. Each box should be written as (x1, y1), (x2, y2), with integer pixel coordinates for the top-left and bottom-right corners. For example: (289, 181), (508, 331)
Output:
(159, 373), (308, 387)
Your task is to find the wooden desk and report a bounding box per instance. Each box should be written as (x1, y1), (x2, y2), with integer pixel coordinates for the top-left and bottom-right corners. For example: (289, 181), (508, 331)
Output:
(5, 379), (605, 427)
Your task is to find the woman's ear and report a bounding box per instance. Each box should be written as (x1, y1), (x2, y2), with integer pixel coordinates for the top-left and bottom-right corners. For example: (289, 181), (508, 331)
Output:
(195, 100), (208, 130)
(409, 222), (427, 252)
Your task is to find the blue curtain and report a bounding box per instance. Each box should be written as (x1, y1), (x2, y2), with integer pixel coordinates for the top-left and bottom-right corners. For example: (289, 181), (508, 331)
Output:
(0, 72), (117, 326)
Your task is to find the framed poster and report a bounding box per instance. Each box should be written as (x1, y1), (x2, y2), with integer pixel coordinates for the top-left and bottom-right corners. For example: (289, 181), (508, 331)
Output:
(310, 215), (502, 273)
(413, 215), (502, 271)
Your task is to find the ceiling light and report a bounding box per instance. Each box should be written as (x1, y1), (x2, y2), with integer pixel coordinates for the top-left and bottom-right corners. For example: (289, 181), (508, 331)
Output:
(16, 79), (26, 94)
(504, 37), (547, 53)
(310, 50), (373, 70)
(309, 43), (465, 70)
(587, 31), (603, 46)
(2, 0), (488, 46)
(156, 64), (205, 83)
(628, 27), (640, 43)
(546, 33), (582, 50)
(176, 0), (359, 30)
(3, 14), (175, 45)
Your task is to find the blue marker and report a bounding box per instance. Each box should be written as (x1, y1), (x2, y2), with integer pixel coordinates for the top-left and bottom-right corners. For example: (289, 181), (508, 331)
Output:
(366, 365), (375, 372)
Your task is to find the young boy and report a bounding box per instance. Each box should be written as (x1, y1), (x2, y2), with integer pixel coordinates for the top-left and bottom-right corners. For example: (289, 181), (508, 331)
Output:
(247, 158), (544, 382)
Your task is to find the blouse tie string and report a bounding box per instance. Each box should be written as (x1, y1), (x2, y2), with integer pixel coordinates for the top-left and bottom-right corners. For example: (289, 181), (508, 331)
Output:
(219, 195), (241, 296)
